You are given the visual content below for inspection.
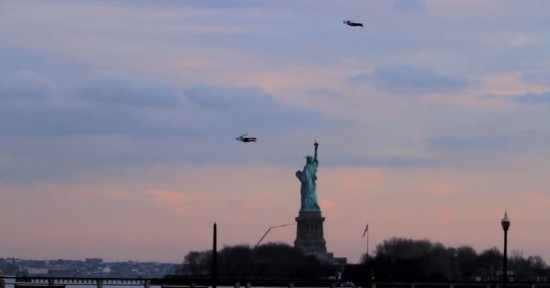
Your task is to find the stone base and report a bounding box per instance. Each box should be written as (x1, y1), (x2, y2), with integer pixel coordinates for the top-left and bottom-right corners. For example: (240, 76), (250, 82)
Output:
(294, 211), (327, 254)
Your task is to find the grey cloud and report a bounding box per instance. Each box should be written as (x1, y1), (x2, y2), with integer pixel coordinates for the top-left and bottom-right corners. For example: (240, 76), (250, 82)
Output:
(348, 66), (473, 95)
(75, 72), (181, 108)
(513, 91), (550, 105)
(428, 136), (511, 151)
(522, 72), (550, 86)
(0, 70), (51, 102)
(109, 0), (277, 10)
(324, 154), (440, 167)
(392, 0), (425, 11)
(183, 84), (350, 135)
(0, 71), (189, 138)
(0, 103), (190, 138)
(0, 49), (59, 74)
(0, 49), (88, 85)
(185, 85), (274, 109)
(307, 88), (342, 100)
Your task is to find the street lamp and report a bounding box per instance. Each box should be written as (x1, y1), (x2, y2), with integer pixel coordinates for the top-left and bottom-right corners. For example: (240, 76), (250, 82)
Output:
(501, 212), (511, 288)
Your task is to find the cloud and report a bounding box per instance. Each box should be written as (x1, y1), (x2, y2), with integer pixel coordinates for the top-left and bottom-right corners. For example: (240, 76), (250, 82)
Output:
(0, 69), (188, 138)
(348, 66), (473, 95)
(392, 0), (425, 11)
(307, 88), (342, 100)
(119, 0), (279, 11)
(423, 180), (460, 198)
(0, 70), (51, 102)
(185, 85), (270, 109)
(0, 103), (188, 137)
(324, 154), (440, 168)
(428, 136), (512, 151)
(75, 72), (181, 108)
(522, 72), (550, 86)
(183, 84), (350, 135)
(146, 189), (189, 212)
(319, 198), (335, 211)
(0, 49), (88, 85)
(513, 91), (550, 105)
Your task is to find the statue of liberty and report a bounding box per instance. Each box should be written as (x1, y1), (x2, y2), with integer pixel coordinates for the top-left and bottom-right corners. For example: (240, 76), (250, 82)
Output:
(295, 141), (320, 212)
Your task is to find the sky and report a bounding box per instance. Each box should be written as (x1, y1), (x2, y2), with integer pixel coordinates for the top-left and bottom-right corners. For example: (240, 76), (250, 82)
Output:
(0, 0), (549, 264)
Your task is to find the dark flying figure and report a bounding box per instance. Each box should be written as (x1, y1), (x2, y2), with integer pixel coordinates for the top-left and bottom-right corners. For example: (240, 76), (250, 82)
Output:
(343, 20), (363, 27)
(236, 134), (257, 143)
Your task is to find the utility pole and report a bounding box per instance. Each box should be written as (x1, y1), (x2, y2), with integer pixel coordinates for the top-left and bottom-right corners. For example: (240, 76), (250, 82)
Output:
(212, 223), (217, 288)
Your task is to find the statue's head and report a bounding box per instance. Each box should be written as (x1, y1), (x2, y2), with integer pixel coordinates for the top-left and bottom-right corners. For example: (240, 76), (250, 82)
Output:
(306, 155), (313, 163)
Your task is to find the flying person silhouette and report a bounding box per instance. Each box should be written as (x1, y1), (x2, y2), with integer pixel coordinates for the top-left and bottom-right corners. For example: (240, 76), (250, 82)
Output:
(236, 134), (257, 143)
(343, 20), (363, 27)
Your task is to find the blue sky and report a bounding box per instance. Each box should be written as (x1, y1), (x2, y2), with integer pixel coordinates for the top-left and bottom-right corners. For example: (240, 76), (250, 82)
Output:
(0, 0), (549, 264)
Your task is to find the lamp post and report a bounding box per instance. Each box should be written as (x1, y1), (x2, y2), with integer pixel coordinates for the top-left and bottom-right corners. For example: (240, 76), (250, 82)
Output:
(501, 212), (510, 288)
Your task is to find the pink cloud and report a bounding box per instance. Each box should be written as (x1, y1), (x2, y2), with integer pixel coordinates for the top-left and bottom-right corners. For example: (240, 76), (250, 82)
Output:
(319, 198), (335, 211)
(146, 189), (189, 208)
(423, 180), (460, 197)
(322, 166), (386, 195)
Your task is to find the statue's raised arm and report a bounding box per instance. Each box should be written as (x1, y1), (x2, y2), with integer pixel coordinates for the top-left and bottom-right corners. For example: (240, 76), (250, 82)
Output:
(314, 140), (319, 163)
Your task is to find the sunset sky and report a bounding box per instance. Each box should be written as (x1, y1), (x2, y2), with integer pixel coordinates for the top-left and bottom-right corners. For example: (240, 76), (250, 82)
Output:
(1, 0), (549, 264)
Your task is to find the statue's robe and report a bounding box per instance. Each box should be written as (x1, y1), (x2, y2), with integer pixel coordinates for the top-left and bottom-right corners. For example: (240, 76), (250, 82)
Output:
(296, 159), (320, 211)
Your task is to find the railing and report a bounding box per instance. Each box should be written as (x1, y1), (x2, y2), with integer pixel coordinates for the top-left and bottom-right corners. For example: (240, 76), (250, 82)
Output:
(0, 277), (152, 288)
(2, 276), (550, 288)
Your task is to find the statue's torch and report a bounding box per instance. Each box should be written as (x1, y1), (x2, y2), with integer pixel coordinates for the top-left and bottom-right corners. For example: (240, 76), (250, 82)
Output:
(314, 140), (319, 161)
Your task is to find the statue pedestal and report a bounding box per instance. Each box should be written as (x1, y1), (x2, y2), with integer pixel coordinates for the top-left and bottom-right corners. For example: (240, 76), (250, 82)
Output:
(294, 211), (327, 254)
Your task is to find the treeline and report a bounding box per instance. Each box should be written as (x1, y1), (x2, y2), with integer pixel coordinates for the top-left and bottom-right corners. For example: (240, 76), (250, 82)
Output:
(178, 242), (336, 280)
(351, 237), (549, 282)
(178, 238), (550, 282)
